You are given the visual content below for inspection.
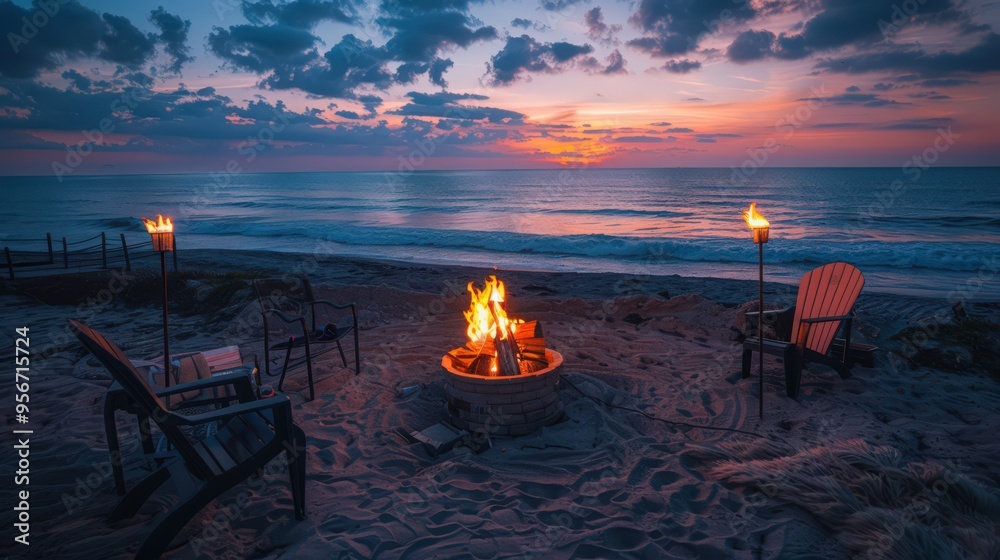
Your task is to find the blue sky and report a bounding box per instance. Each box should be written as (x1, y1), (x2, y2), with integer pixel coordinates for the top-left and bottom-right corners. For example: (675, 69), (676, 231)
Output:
(1, 0), (999, 175)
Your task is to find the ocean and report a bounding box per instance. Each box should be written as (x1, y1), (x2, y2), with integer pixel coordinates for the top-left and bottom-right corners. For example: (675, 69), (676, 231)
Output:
(1, 167), (998, 300)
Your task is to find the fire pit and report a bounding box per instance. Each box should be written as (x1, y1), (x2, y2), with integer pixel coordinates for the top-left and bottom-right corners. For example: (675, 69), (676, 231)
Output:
(443, 276), (564, 437)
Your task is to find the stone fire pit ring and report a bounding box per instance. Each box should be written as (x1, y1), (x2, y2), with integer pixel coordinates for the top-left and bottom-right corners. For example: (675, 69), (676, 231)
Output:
(442, 349), (564, 437)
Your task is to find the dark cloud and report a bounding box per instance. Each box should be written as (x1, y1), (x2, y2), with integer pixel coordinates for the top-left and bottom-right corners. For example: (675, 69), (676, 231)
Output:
(725, 0), (964, 63)
(602, 49), (628, 74)
(540, 0), (585, 11)
(919, 78), (978, 87)
(428, 58), (454, 87)
(149, 7), (193, 73)
(486, 35), (595, 85)
(845, 85), (860, 92)
(627, 0), (757, 57)
(694, 133), (741, 143)
(726, 29), (776, 64)
(872, 82), (894, 91)
(798, 92), (908, 107)
(585, 7), (621, 46)
(879, 117), (954, 129)
(241, 0), (357, 28)
(99, 14), (157, 66)
(62, 69), (92, 91)
(0, 1), (171, 78)
(511, 18), (532, 28)
(378, 11), (497, 63)
(208, 24), (319, 73)
(814, 33), (1000, 78)
(650, 121), (671, 126)
(612, 135), (665, 143)
(661, 58), (701, 73)
(390, 91), (526, 123)
(665, 127), (693, 133)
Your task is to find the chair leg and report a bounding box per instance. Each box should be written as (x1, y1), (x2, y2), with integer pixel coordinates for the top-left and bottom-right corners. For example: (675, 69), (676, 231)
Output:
(336, 340), (348, 368)
(277, 338), (294, 392)
(741, 347), (753, 378)
(109, 465), (172, 521)
(305, 356), (315, 402)
(354, 331), (361, 375)
(104, 397), (127, 496)
(784, 345), (802, 399)
(287, 424), (307, 520)
(134, 482), (218, 559)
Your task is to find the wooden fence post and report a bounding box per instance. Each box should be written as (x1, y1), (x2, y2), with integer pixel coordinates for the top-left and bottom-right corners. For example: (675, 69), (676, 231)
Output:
(120, 233), (131, 270)
(62, 237), (68, 268)
(4, 247), (13, 280)
(172, 237), (178, 271)
(101, 232), (107, 269)
(46, 233), (53, 264)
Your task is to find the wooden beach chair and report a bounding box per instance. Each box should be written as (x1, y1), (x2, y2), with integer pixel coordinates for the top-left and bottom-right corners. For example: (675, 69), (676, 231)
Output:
(742, 262), (875, 398)
(253, 275), (360, 400)
(70, 320), (306, 559)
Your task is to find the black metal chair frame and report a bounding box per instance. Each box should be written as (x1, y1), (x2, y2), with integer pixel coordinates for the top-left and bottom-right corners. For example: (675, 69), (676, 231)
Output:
(253, 275), (360, 400)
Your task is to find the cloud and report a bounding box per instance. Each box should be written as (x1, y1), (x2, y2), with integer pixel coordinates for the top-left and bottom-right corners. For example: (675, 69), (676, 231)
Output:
(208, 24), (319, 74)
(0, 1), (170, 78)
(99, 14), (157, 66)
(725, 0), (971, 63)
(872, 82), (894, 91)
(627, 0), (758, 56)
(919, 78), (978, 87)
(585, 7), (621, 46)
(390, 91), (526, 123)
(611, 135), (665, 143)
(665, 127), (692, 133)
(486, 35), (595, 85)
(799, 92), (908, 107)
(378, 11), (497, 63)
(601, 49), (628, 74)
(661, 58), (701, 73)
(694, 133), (741, 143)
(814, 33), (1000, 77)
(511, 18), (532, 29)
(540, 0), (585, 11)
(149, 7), (193, 73)
(241, 0), (357, 27)
(726, 29), (776, 64)
(879, 117), (954, 129)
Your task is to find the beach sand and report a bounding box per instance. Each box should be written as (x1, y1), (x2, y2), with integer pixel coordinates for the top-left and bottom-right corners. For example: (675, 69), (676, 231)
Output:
(2, 249), (999, 559)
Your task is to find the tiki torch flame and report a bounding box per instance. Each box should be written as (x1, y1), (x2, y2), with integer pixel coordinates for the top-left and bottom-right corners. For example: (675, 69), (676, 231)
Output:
(142, 215), (174, 233)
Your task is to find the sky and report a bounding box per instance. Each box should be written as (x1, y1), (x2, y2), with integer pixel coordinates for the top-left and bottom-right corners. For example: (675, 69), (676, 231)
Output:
(0, 0), (999, 175)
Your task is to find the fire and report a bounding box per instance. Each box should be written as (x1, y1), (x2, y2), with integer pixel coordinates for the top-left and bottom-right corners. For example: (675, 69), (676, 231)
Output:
(743, 202), (770, 229)
(464, 275), (520, 346)
(142, 214), (174, 233)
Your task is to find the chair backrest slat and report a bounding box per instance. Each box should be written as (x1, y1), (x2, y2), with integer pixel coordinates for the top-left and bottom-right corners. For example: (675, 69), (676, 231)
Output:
(69, 320), (216, 480)
(791, 262), (865, 354)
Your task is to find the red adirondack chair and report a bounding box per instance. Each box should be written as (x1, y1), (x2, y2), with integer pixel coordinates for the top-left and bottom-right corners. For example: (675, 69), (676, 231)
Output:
(743, 262), (874, 397)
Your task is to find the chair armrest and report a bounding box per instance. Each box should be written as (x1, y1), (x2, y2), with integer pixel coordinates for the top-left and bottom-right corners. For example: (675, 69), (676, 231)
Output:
(172, 395), (292, 426)
(744, 304), (794, 319)
(154, 372), (256, 402)
(262, 308), (309, 325)
(744, 305), (795, 340)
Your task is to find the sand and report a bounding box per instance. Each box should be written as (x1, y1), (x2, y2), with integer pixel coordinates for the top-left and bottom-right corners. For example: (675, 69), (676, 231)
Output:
(1, 249), (998, 560)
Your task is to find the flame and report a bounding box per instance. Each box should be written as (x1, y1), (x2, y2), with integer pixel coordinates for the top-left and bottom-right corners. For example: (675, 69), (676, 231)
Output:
(743, 202), (770, 229)
(142, 214), (174, 233)
(464, 275), (520, 346)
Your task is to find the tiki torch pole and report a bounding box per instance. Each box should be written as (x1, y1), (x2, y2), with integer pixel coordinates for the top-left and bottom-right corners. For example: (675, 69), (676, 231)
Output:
(757, 238), (765, 419)
(744, 203), (770, 420)
(144, 215), (175, 387)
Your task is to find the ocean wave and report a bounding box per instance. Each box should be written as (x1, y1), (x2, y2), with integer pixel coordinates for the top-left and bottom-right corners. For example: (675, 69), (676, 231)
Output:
(183, 220), (997, 273)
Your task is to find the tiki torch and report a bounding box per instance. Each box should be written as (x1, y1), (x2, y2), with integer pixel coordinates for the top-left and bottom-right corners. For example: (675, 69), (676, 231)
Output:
(143, 215), (175, 387)
(743, 202), (769, 419)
